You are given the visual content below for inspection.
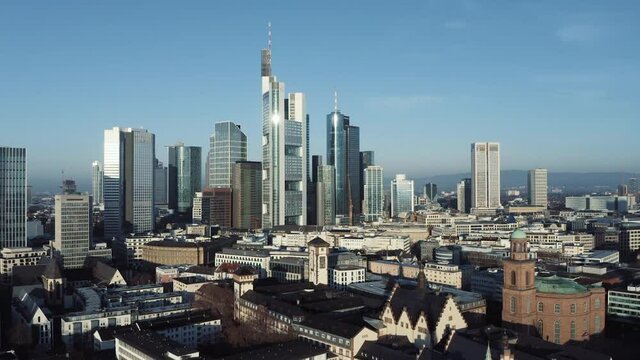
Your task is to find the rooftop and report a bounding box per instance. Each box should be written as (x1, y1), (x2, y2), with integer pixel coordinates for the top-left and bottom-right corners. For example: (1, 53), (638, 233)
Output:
(535, 275), (589, 295)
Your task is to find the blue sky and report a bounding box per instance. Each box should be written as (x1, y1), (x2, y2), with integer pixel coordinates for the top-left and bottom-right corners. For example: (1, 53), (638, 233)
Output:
(1, 1), (639, 192)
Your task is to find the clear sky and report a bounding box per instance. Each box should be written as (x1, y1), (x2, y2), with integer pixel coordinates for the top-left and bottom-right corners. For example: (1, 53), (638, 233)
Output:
(1, 1), (639, 192)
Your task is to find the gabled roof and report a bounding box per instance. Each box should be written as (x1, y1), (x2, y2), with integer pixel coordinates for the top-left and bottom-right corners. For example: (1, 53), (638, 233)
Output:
(307, 237), (330, 247)
(386, 286), (449, 332)
(93, 260), (120, 285)
(42, 258), (62, 279)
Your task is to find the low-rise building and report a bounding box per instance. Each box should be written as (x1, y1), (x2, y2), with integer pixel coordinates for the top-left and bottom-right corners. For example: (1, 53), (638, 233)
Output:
(115, 330), (200, 360)
(214, 248), (270, 278)
(269, 257), (307, 283)
(112, 235), (164, 268)
(607, 284), (640, 321)
(329, 265), (365, 290)
(0, 247), (48, 284)
(294, 315), (378, 360)
(11, 287), (53, 349)
(471, 268), (504, 302)
(142, 240), (215, 267)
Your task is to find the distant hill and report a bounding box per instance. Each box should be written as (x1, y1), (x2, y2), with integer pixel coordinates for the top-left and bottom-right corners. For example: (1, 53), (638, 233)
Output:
(410, 171), (640, 193)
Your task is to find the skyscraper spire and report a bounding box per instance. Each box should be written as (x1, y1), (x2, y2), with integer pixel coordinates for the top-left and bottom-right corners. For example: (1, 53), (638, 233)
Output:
(334, 90), (338, 112)
(268, 21), (272, 51)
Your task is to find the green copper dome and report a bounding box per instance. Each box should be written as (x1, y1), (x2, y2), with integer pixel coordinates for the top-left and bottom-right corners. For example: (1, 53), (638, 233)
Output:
(510, 229), (527, 240)
(535, 275), (588, 295)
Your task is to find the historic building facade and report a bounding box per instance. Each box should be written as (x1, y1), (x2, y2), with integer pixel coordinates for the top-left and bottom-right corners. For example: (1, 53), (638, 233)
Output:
(502, 229), (606, 344)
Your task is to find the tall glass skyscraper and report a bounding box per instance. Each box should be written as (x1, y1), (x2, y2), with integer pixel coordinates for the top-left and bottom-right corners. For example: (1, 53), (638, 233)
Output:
(471, 142), (501, 210)
(92, 160), (103, 206)
(103, 127), (155, 238)
(364, 165), (384, 222)
(457, 178), (472, 214)
(0, 147), (27, 248)
(390, 174), (415, 218)
(208, 122), (247, 188)
(232, 161), (262, 229)
(54, 194), (90, 269)
(261, 29), (308, 228)
(327, 109), (360, 222)
(316, 164), (335, 226)
(168, 144), (202, 214)
(153, 158), (168, 206)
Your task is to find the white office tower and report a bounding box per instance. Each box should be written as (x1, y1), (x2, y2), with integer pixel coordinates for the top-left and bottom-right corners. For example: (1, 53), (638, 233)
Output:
(390, 174), (415, 218)
(103, 127), (155, 238)
(261, 26), (308, 228)
(457, 180), (466, 213)
(471, 142), (501, 210)
(527, 168), (548, 207)
(0, 147), (27, 248)
(208, 122), (247, 188)
(54, 194), (90, 269)
(364, 166), (384, 222)
(91, 160), (104, 207)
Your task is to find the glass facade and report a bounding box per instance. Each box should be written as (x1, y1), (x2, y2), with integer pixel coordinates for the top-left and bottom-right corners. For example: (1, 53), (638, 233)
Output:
(91, 160), (103, 206)
(168, 144), (202, 214)
(316, 165), (335, 226)
(364, 166), (384, 222)
(0, 147), (27, 248)
(391, 174), (414, 217)
(232, 161), (262, 229)
(208, 122), (247, 188)
(103, 127), (155, 237)
(326, 111), (360, 219)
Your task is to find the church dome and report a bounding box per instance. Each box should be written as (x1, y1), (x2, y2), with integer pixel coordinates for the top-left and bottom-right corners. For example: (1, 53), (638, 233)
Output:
(510, 229), (527, 240)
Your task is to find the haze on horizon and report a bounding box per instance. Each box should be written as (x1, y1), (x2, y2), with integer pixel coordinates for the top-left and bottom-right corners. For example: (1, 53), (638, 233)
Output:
(1, 1), (639, 192)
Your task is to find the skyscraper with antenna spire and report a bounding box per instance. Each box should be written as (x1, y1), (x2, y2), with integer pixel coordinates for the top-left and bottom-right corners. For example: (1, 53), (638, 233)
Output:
(261, 23), (308, 228)
(326, 93), (361, 223)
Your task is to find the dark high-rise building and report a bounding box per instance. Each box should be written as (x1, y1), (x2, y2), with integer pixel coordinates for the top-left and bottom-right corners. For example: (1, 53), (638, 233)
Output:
(153, 158), (167, 206)
(232, 161), (262, 229)
(423, 183), (438, 202)
(168, 144), (202, 214)
(456, 178), (472, 214)
(307, 155), (323, 225)
(327, 108), (360, 223)
(201, 188), (232, 228)
(0, 146), (27, 248)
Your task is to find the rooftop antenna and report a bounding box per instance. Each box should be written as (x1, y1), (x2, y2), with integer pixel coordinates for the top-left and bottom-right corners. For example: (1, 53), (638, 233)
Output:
(334, 90), (338, 112)
(268, 21), (272, 51)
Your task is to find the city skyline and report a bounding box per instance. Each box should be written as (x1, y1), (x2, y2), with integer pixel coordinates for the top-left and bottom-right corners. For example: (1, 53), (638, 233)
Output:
(2, 1), (640, 192)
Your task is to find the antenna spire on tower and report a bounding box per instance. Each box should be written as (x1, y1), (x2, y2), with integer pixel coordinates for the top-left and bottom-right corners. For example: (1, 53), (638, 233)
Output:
(334, 90), (338, 112)
(268, 21), (272, 51)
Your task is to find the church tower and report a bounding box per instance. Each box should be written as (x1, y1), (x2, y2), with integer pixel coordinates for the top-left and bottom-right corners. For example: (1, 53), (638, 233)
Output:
(308, 237), (329, 285)
(42, 258), (65, 307)
(502, 229), (537, 334)
(233, 266), (258, 320)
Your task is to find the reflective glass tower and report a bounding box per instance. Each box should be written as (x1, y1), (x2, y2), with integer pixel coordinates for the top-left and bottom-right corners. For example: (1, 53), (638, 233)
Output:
(261, 25), (307, 228)
(232, 161), (262, 229)
(208, 122), (247, 188)
(0, 147), (27, 248)
(103, 127), (155, 238)
(327, 108), (360, 223)
(168, 144), (202, 214)
(390, 174), (415, 218)
(316, 165), (336, 226)
(364, 165), (384, 222)
(92, 160), (103, 206)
